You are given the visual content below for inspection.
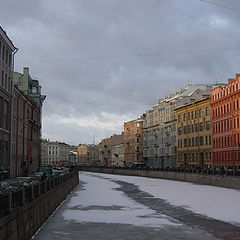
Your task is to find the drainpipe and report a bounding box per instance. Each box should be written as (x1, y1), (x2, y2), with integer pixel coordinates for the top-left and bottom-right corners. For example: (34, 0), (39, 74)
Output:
(10, 48), (18, 177)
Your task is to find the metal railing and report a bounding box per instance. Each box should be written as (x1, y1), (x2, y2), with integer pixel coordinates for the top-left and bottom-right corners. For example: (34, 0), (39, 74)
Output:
(79, 165), (240, 177)
(0, 170), (78, 218)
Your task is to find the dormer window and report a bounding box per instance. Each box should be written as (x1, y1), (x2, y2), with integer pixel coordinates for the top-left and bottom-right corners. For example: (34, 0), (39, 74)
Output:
(32, 86), (37, 93)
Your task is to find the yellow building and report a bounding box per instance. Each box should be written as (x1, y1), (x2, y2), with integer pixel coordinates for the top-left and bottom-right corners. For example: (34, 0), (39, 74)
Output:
(76, 144), (89, 164)
(176, 97), (212, 169)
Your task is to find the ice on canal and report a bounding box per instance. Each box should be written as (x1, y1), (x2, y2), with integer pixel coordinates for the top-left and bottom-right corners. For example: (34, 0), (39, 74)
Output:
(33, 172), (240, 240)
(63, 173), (178, 227)
(95, 172), (240, 225)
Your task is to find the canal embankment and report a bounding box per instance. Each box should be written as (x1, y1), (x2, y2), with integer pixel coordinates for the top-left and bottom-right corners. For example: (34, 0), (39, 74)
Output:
(0, 170), (79, 240)
(79, 167), (240, 190)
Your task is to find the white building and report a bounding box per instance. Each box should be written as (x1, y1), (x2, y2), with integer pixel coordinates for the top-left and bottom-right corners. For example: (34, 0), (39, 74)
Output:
(143, 84), (223, 168)
(41, 140), (70, 166)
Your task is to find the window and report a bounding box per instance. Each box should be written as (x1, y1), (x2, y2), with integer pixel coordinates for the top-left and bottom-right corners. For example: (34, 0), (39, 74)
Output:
(3, 100), (9, 130)
(4, 74), (7, 89)
(178, 115), (181, 123)
(206, 107), (210, 116)
(188, 138), (191, 147)
(206, 121), (210, 130)
(192, 124), (194, 133)
(191, 111), (194, 119)
(0, 97), (3, 128)
(199, 109), (203, 117)
(184, 139), (187, 147)
(192, 138), (194, 146)
(195, 110), (198, 118)
(32, 86), (37, 93)
(2, 46), (5, 60)
(1, 71), (3, 87)
(195, 124), (198, 132)
(188, 112), (190, 120)
(200, 136), (204, 146)
(195, 137), (198, 146)
(199, 122), (203, 131)
(9, 53), (11, 67)
(6, 49), (8, 65)
(178, 127), (182, 135)
(184, 126), (187, 134)
(205, 136), (208, 145)
(184, 113), (187, 122)
(209, 135), (211, 145)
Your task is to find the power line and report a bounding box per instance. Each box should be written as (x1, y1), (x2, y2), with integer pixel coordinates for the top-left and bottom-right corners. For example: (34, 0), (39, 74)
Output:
(154, 0), (236, 43)
(199, 0), (240, 13)
(17, 46), (240, 64)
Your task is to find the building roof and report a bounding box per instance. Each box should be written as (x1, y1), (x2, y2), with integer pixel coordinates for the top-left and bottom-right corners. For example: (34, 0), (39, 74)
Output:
(0, 26), (17, 51)
(158, 84), (224, 103)
(175, 96), (211, 111)
(124, 117), (145, 124)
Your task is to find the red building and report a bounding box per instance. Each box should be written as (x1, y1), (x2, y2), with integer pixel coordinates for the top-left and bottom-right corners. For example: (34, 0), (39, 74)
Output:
(11, 86), (41, 177)
(211, 74), (240, 170)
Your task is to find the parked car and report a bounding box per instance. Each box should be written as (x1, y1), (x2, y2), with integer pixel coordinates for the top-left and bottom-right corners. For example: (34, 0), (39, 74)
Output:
(0, 181), (11, 192)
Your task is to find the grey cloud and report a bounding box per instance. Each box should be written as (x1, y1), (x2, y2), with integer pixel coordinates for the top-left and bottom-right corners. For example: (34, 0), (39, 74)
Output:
(1, 0), (240, 144)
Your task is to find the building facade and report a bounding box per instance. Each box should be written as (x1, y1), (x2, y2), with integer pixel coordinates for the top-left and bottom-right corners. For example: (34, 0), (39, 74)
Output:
(87, 144), (99, 166)
(12, 67), (45, 175)
(143, 84), (223, 169)
(0, 26), (17, 178)
(110, 133), (124, 166)
(69, 151), (77, 166)
(176, 97), (212, 169)
(211, 75), (240, 169)
(98, 137), (112, 166)
(98, 134), (124, 166)
(76, 144), (89, 164)
(112, 143), (124, 166)
(41, 139), (48, 166)
(11, 86), (41, 176)
(124, 118), (144, 166)
(13, 67), (46, 108)
(43, 141), (70, 166)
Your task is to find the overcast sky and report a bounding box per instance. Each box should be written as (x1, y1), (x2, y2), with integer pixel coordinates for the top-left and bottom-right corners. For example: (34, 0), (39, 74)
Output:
(1, 0), (240, 145)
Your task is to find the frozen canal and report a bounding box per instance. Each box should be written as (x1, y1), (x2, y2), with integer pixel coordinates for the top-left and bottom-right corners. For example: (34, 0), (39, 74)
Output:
(33, 172), (240, 240)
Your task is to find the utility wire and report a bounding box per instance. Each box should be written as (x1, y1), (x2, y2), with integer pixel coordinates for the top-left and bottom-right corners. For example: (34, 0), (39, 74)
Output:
(199, 0), (240, 13)
(155, 0), (237, 44)
(17, 46), (240, 64)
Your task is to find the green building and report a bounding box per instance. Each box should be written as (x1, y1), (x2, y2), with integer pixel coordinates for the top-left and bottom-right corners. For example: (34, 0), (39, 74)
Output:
(13, 67), (46, 108)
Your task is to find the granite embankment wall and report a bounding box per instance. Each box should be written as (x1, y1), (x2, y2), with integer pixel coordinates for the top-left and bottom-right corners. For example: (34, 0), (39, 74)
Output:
(79, 167), (240, 190)
(0, 170), (79, 240)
